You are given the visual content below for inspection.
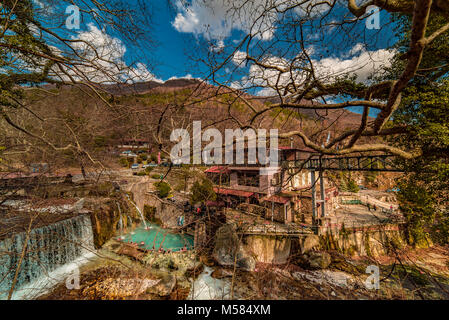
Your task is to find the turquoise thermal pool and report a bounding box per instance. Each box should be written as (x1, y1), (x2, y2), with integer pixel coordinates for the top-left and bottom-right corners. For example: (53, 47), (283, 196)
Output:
(118, 224), (194, 252)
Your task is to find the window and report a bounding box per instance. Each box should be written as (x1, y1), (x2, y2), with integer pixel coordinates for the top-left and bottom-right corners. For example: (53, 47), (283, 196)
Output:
(238, 171), (259, 187)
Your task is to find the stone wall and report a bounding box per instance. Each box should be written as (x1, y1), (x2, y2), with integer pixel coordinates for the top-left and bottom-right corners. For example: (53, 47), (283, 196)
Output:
(242, 235), (292, 264)
(213, 223), (294, 268)
(320, 224), (406, 257)
(129, 179), (184, 229)
(137, 193), (184, 229)
(82, 196), (145, 249)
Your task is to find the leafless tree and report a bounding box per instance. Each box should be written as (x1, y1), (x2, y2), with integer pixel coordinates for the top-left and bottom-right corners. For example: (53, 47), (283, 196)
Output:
(175, 0), (449, 159)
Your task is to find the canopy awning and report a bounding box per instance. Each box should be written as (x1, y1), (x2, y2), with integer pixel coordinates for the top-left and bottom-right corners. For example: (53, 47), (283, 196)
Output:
(205, 166), (230, 174)
(262, 195), (291, 204)
(214, 187), (254, 198)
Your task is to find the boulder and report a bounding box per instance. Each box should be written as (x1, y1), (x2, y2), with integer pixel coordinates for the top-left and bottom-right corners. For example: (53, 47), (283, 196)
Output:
(296, 251), (331, 270)
(235, 254), (256, 271)
(73, 198), (85, 211)
(185, 262), (204, 279)
(200, 255), (216, 267)
(211, 268), (234, 279)
(306, 251), (331, 269)
(81, 277), (160, 299)
(116, 243), (144, 261)
(244, 235), (291, 264)
(146, 275), (176, 297)
(213, 223), (256, 271)
(301, 234), (320, 254)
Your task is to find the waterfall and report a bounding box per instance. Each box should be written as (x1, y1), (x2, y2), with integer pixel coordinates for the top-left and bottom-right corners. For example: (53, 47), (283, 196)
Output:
(125, 194), (147, 229)
(0, 215), (95, 300)
(117, 203), (123, 234)
(127, 214), (132, 228)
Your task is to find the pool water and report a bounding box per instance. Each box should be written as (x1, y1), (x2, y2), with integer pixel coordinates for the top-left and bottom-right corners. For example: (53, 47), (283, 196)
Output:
(118, 224), (194, 252)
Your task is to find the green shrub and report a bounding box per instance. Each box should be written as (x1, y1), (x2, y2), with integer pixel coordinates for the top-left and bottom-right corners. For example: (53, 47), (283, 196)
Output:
(190, 178), (216, 204)
(145, 166), (153, 173)
(119, 158), (128, 167)
(151, 173), (161, 179)
(154, 181), (171, 198)
(136, 171), (147, 176)
(347, 179), (360, 193)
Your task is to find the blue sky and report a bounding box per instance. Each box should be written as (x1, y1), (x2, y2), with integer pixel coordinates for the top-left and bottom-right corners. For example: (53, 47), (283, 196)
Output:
(35, 0), (399, 117)
(144, 1), (397, 83)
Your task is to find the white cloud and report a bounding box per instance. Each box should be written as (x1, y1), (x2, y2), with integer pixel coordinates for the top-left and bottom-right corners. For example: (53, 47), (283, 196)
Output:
(235, 44), (396, 96)
(172, 0), (334, 41)
(210, 40), (225, 52)
(172, 0), (278, 40)
(32, 0), (55, 14)
(50, 23), (161, 84)
(128, 63), (163, 83)
(166, 74), (201, 81)
(294, 0), (333, 18)
(232, 50), (247, 67)
(313, 45), (396, 82)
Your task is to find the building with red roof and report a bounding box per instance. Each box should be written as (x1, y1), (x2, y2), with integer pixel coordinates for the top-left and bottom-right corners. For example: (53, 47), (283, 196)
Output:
(204, 147), (338, 224)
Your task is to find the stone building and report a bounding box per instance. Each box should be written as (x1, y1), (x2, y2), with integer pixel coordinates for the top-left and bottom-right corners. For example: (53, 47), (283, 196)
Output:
(205, 147), (337, 224)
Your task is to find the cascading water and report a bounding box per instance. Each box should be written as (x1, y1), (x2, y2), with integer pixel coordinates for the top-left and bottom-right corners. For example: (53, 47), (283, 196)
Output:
(125, 194), (148, 229)
(117, 203), (123, 234)
(0, 215), (95, 300)
(188, 267), (231, 300)
(127, 214), (133, 228)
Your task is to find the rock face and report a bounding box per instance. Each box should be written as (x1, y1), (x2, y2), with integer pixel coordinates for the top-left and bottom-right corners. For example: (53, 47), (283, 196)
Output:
(292, 270), (359, 290)
(243, 235), (291, 264)
(132, 186), (184, 229)
(211, 268), (234, 279)
(301, 235), (321, 254)
(321, 225), (405, 257)
(85, 197), (137, 248)
(146, 275), (177, 297)
(185, 262), (204, 279)
(297, 251), (332, 270)
(213, 224), (256, 271)
(116, 243), (145, 261)
(82, 277), (160, 299)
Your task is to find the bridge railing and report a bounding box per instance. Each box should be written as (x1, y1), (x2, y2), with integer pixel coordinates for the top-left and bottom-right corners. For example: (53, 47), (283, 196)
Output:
(281, 154), (402, 172)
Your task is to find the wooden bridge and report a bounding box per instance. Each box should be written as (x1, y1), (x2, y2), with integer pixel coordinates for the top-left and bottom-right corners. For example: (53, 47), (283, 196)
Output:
(282, 154), (403, 172)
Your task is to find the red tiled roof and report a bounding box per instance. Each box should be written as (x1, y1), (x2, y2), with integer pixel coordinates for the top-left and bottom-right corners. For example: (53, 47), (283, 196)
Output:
(205, 166), (230, 174)
(262, 195), (291, 204)
(206, 201), (226, 207)
(214, 187), (254, 198)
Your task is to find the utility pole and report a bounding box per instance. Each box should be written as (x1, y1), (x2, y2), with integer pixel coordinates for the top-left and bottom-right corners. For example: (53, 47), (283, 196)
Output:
(311, 170), (317, 231)
(319, 161), (326, 218)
